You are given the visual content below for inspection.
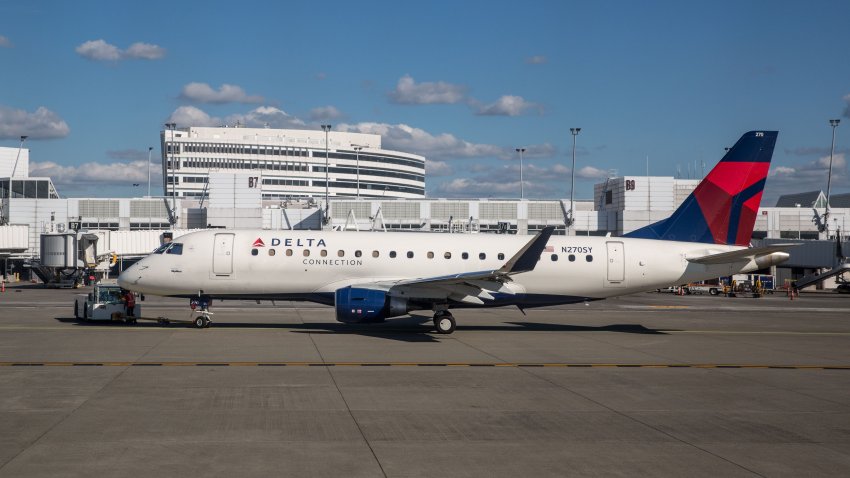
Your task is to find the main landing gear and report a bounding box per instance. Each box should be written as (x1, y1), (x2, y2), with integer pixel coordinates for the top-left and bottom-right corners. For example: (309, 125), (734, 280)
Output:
(433, 310), (456, 334)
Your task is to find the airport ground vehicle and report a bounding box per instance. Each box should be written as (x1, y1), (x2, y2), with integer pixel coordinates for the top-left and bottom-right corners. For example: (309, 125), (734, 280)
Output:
(685, 284), (721, 295)
(73, 283), (140, 322)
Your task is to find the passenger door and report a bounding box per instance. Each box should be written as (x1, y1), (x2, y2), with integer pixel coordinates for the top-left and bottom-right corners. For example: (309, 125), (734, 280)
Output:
(212, 233), (235, 278)
(605, 241), (625, 287)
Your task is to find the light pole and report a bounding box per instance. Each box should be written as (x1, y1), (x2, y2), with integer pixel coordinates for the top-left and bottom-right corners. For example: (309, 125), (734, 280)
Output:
(164, 123), (177, 225)
(795, 203), (801, 239)
(515, 148), (526, 199)
(352, 144), (365, 199)
(10, 135), (27, 178)
(147, 146), (153, 197)
(569, 128), (581, 234)
(825, 119), (840, 237)
(320, 124), (332, 222)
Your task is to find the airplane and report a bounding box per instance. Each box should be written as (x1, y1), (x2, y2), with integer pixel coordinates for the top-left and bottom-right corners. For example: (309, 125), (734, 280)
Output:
(118, 130), (791, 334)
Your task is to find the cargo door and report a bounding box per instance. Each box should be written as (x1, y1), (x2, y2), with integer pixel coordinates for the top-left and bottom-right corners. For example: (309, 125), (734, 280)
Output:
(605, 241), (625, 286)
(212, 233), (234, 276)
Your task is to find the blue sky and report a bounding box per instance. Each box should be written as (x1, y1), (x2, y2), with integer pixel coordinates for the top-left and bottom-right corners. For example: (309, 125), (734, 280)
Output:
(1, 0), (849, 204)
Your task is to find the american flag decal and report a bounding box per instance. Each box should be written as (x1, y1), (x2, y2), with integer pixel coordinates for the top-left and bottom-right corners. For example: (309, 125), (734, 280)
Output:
(543, 245), (554, 253)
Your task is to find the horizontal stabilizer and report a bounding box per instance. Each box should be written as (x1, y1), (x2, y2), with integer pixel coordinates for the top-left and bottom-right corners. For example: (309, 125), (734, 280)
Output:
(687, 244), (800, 265)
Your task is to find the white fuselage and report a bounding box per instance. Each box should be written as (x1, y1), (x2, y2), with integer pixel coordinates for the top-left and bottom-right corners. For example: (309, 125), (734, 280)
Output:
(118, 230), (755, 308)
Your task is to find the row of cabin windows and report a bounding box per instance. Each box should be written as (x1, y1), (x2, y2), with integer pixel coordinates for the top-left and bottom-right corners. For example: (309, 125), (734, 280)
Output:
(249, 248), (593, 262)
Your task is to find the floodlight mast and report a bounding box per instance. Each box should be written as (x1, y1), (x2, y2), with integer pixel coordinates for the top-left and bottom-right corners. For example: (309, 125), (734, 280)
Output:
(568, 128), (581, 234)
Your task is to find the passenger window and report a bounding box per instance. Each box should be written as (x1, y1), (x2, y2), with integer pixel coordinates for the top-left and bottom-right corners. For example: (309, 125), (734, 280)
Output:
(407, 251), (414, 258)
(338, 250), (345, 257)
(479, 253), (486, 260)
(427, 251), (434, 259)
(551, 254), (558, 262)
(286, 249), (293, 256)
(372, 251), (379, 258)
(444, 252), (452, 259)
(586, 255), (593, 262)
(355, 250), (362, 258)
(320, 250), (327, 257)
(166, 243), (183, 255)
(390, 251), (397, 258)
(498, 253), (505, 260)
(569, 254), (576, 262)
(462, 252), (469, 260)
(268, 249), (276, 256)
(303, 250), (310, 257)
(251, 248), (258, 256)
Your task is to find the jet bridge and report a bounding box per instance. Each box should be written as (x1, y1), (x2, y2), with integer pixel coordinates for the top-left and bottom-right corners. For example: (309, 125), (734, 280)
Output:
(30, 232), (108, 287)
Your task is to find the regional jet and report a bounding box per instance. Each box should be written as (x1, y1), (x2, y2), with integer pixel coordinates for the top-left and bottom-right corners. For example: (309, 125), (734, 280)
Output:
(119, 131), (790, 333)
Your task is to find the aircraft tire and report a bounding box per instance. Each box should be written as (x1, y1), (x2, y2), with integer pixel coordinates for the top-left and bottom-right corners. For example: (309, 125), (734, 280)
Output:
(83, 303), (88, 320)
(434, 313), (456, 334)
(74, 301), (79, 319)
(194, 317), (207, 329)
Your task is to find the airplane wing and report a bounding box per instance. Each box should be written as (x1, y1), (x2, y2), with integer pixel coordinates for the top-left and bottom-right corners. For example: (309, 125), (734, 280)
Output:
(353, 226), (556, 305)
(686, 244), (800, 265)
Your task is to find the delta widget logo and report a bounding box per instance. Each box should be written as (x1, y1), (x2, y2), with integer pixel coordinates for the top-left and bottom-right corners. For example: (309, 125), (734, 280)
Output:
(252, 238), (265, 247)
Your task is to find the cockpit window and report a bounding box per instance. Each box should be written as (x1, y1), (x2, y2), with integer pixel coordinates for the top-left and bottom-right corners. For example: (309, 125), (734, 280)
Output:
(166, 243), (183, 255)
(154, 244), (170, 254)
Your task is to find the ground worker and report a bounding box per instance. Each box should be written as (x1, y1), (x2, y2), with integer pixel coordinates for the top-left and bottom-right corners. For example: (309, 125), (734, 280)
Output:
(123, 289), (136, 318)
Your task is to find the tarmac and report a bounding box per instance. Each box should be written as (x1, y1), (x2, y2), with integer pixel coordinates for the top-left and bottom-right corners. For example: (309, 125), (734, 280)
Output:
(0, 284), (848, 477)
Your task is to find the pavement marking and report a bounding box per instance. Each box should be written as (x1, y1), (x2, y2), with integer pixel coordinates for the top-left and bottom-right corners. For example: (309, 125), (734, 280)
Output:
(0, 361), (847, 370)
(648, 305), (691, 309)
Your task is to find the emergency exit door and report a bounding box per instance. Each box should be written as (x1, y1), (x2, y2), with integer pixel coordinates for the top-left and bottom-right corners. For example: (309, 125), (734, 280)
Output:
(212, 233), (234, 276)
(606, 241), (625, 283)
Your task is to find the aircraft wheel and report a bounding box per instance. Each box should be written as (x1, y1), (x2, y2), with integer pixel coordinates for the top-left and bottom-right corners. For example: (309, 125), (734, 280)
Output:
(434, 313), (456, 334)
(193, 316), (209, 329)
(83, 303), (88, 320)
(74, 301), (79, 319)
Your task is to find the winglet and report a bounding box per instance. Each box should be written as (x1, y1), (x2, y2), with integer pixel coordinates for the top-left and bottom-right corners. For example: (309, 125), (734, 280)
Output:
(499, 226), (556, 275)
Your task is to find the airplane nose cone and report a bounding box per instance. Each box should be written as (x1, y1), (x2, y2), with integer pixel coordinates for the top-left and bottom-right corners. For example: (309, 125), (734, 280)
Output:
(117, 263), (142, 291)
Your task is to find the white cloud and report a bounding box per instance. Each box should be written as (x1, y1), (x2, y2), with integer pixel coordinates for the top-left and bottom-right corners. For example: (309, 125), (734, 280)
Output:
(475, 95), (536, 116)
(124, 42), (166, 60)
(387, 75), (467, 105)
(338, 122), (503, 159)
(576, 165), (613, 180)
(425, 160), (453, 176)
(31, 160), (157, 185)
(75, 39), (121, 61)
(309, 105), (343, 121)
(435, 178), (524, 196)
(525, 55), (547, 64)
(0, 105), (70, 140)
(225, 106), (307, 129)
(166, 105), (306, 129)
(0, 35), (11, 48)
(767, 153), (848, 194)
(166, 106), (220, 127)
(75, 39), (166, 61)
(179, 82), (264, 104)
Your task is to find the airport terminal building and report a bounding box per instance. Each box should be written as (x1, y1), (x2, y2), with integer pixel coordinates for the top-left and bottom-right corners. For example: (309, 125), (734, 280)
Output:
(161, 126), (426, 200)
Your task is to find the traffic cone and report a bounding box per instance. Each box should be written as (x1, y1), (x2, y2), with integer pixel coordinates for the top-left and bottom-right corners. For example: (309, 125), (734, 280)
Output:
(1, 281), (5, 292)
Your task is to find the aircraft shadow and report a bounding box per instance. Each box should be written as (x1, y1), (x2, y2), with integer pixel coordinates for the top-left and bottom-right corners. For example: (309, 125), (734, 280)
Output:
(53, 315), (671, 342)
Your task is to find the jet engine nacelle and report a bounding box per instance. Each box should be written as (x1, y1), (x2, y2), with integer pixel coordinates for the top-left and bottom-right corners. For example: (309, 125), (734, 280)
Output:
(334, 286), (409, 323)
